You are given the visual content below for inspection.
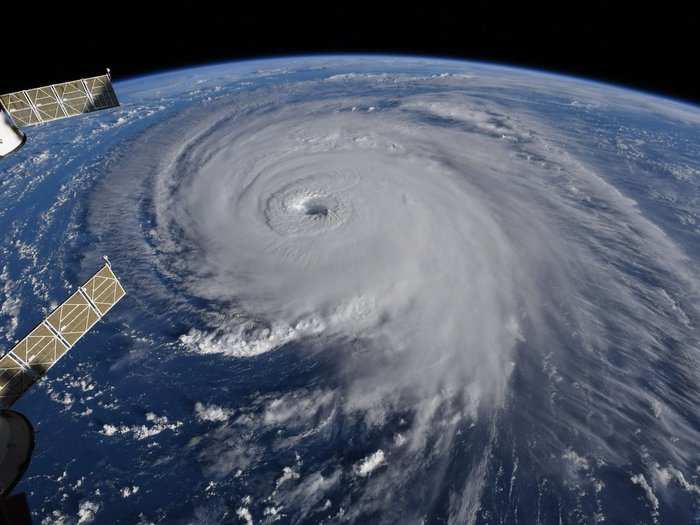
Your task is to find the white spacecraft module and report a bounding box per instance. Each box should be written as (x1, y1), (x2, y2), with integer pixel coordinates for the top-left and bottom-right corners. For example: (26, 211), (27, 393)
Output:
(0, 71), (119, 159)
(0, 260), (126, 409)
(0, 109), (25, 158)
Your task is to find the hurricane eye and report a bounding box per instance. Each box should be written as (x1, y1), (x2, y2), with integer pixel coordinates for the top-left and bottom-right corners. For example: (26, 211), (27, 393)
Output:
(303, 200), (329, 217)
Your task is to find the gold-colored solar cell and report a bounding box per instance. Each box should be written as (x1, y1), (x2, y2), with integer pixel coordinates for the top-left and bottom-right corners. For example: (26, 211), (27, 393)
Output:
(45, 291), (100, 347)
(10, 323), (68, 370)
(82, 265), (126, 315)
(0, 354), (37, 408)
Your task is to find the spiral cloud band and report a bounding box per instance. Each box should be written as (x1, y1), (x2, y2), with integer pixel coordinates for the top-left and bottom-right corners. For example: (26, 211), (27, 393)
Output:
(19, 59), (696, 522)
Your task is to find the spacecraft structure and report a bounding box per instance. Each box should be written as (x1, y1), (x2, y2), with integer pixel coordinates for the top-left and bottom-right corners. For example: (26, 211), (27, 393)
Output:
(0, 70), (119, 158)
(0, 259), (126, 505)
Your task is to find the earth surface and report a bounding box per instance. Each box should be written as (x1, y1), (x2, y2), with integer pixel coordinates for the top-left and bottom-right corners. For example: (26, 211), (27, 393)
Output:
(1, 56), (700, 524)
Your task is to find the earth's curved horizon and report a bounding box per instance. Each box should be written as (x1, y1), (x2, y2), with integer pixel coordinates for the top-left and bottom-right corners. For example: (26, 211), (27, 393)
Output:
(1, 55), (699, 524)
(124, 54), (700, 112)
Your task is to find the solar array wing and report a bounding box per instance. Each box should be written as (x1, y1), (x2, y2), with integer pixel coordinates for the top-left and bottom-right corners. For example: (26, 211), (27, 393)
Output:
(0, 74), (119, 128)
(0, 262), (126, 408)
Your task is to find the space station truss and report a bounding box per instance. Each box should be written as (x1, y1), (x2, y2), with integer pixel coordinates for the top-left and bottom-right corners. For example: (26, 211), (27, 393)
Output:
(0, 73), (119, 128)
(0, 262), (125, 408)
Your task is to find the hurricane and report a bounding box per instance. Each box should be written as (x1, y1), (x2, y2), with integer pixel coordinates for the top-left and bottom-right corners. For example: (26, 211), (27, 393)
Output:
(2, 56), (699, 524)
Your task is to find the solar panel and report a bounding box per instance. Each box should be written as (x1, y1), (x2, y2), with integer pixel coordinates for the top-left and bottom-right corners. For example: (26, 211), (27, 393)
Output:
(45, 291), (101, 347)
(10, 323), (69, 375)
(24, 86), (67, 122)
(83, 75), (119, 110)
(0, 354), (37, 408)
(0, 92), (40, 127)
(0, 73), (119, 128)
(80, 264), (126, 316)
(51, 81), (89, 116)
(0, 261), (126, 408)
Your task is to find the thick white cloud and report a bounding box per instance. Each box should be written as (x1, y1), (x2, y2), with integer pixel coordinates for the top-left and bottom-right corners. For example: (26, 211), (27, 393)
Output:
(354, 450), (386, 477)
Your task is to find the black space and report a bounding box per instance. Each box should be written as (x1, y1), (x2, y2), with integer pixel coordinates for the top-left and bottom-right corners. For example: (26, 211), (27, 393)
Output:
(2, 2), (699, 105)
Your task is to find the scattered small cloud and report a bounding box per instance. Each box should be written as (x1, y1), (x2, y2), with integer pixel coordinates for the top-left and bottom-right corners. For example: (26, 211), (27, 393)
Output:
(194, 402), (233, 423)
(354, 450), (386, 477)
(99, 412), (182, 440)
